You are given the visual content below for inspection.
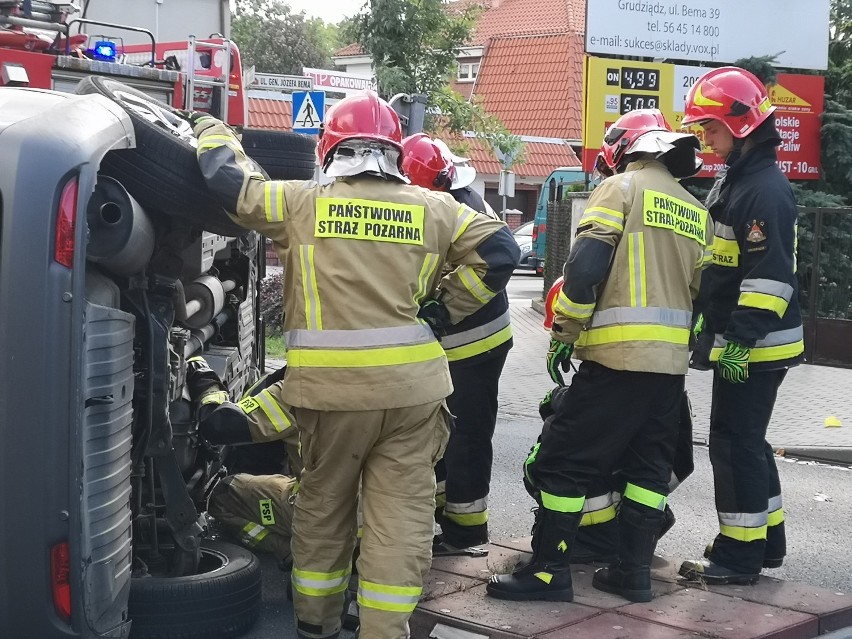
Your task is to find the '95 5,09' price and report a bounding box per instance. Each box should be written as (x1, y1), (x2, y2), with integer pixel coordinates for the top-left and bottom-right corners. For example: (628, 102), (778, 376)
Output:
(620, 93), (659, 114)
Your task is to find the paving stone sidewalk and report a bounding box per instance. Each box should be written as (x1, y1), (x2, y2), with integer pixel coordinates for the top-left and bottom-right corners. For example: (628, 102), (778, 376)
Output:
(502, 302), (852, 462)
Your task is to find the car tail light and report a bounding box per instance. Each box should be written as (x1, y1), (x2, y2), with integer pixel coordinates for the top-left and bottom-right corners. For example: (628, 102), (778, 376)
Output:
(51, 541), (71, 622)
(531, 225), (538, 242)
(54, 176), (79, 268)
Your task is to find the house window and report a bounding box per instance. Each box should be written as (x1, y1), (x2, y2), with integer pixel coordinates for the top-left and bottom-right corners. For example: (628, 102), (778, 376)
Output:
(457, 62), (480, 82)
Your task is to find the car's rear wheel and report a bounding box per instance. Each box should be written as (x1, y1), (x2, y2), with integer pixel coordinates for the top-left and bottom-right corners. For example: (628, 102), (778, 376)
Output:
(241, 128), (316, 180)
(128, 540), (261, 639)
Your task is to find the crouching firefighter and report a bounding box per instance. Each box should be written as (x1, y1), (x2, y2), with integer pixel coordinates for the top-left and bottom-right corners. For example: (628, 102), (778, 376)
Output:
(181, 91), (517, 639)
(537, 279), (696, 564)
(487, 109), (712, 604)
(400, 133), (518, 554)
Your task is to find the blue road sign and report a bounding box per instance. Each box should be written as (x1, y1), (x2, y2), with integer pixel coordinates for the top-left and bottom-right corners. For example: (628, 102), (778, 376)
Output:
(292, 91), (325, 134)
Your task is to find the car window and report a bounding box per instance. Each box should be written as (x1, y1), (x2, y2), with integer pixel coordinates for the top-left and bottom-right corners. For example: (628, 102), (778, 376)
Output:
(514, 222), (533, 237)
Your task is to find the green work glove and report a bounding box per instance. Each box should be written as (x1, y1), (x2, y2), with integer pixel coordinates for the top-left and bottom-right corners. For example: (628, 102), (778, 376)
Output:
(546, 338), (574, 386)
(692, 313), (705, 341)
(539, 388), (555, 419)
(717, 341), (750, 383)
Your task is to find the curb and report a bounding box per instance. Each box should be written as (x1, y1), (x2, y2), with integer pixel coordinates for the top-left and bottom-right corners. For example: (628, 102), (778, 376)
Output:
(778, 446), (852, 466)
(530, 298), (546, 315)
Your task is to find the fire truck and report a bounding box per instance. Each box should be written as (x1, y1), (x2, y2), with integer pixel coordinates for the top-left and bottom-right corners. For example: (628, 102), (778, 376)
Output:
(0, 3), (315, 639)
(0, 0), (248, 124)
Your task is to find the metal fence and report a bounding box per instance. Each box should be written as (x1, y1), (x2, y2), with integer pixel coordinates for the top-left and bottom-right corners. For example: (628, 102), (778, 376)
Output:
(798, 207), (852, 368)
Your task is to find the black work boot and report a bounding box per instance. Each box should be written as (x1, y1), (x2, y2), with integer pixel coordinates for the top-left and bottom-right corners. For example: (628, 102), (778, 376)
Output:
(187, 357), (253, 445)
(486, 508), (580, 601)
(434, 513), (489, 553)
(592, 502), (665, 603)
(703, 540), (782, 569)
(571, 519), (619, 564)
(679, 558), (760, 585)
(660, 504), (676, 538)
(186, 356), (227, 401)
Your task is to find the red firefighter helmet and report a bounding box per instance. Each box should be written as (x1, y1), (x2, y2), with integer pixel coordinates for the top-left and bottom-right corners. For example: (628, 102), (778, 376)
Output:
(544, 276), (565, 329)
(317, 91), (403, 166)
(681, 66), (775, 138)
(400, 134), (456, 190)
(597, 109), (673, 177)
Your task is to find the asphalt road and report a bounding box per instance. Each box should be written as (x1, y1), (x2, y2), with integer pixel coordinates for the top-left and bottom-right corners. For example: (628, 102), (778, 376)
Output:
(246, 274), (852, 638)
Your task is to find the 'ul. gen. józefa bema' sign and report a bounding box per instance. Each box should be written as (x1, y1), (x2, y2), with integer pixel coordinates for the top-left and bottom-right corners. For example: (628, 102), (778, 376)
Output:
(586, 0), (829, 70)
(302, 68), (377, 96)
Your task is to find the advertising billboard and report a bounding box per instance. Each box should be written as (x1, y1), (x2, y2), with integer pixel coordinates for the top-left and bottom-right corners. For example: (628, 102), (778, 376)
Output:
(302, 68), (378, 96)
(586, 0), (830, 71)
(582, 57), (824, 180)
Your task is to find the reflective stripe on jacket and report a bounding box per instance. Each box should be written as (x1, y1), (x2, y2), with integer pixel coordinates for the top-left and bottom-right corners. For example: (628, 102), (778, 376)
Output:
(193, 119), (516, 410)
(553, 159), (713, 375)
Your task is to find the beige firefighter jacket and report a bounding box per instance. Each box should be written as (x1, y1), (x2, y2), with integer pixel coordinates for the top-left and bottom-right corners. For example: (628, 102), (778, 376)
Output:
(552, 159), (713, 374)
(193, 119), (515, 410)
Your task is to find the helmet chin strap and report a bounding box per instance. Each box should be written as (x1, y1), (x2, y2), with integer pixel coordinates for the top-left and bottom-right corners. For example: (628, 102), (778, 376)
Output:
(323, 142), (408, 182)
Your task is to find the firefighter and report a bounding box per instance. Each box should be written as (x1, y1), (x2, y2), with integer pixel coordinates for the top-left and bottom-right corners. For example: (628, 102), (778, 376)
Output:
(181, 91), (517, 639)
(678, 67), (804, 585)
(539, 279), (694, 565)
(486, 109), (712, 604)
(400, 134), (518, 553)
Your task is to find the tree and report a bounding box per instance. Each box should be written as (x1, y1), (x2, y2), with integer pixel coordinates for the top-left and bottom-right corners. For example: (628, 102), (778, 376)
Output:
(352, 0), (480, 98)
(231, 0), (333, 74)
(351, 0), (525, 169)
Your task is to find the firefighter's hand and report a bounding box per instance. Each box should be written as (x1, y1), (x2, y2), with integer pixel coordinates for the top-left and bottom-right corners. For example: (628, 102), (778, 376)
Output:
(539, 387), (558, 420)
(175, 109), (213, 128)
(692, 313), (705, 341)
(546, 338), (573, 386)
(717, 341), (750, 383)
(418, 298), (451, 339)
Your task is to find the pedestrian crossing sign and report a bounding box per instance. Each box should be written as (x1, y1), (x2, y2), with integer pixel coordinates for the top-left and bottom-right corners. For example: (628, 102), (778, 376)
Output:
(292, 91), (325, 134)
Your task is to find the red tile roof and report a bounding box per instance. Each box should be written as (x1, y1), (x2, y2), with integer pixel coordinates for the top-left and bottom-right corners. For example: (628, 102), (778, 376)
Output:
(333, 0), (586, 55)
(333, 42), (363, 57)
(468, 0), (584, 44)
(472, 34), (584, 140)
(458, 137), (580, 178)
(248, 97), (293, 131)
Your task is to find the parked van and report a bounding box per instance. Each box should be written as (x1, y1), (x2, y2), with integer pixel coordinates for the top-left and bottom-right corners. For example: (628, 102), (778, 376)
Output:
(531, 168), (586, 274)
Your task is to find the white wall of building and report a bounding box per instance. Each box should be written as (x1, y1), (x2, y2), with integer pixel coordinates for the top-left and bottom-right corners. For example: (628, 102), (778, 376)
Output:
(83, 0), (230, 44)
(341, 61), (372, 77)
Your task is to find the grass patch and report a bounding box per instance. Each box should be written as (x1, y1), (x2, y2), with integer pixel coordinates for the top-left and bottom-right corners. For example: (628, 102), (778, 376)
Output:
(265, 333), (286, 359)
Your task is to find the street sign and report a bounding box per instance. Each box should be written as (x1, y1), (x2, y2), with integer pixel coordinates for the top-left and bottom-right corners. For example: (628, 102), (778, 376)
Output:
(582, 56), (824, 180)
(252, 73), (313, 91)
(292, 91), (325, 134)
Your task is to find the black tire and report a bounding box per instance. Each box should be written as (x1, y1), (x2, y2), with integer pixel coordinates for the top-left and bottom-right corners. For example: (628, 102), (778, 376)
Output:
(241, 129), (317, 180)
(74, 76), (251, 237)
(128, 540), (262, 639)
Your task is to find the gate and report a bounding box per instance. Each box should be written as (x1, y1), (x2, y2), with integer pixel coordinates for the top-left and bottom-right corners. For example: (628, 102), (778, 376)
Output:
(798, 206), (852, 368)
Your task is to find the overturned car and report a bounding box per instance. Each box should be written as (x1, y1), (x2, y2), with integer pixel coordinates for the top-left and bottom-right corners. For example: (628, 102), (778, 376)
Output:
(0, 82), (313, 638)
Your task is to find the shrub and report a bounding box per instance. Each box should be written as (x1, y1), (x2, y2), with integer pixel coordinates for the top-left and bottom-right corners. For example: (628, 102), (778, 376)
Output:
(260, 271), (284, 335)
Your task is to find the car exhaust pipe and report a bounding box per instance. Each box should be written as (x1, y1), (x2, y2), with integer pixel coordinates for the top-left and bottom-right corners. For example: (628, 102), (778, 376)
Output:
(87, 176), (155, 276)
